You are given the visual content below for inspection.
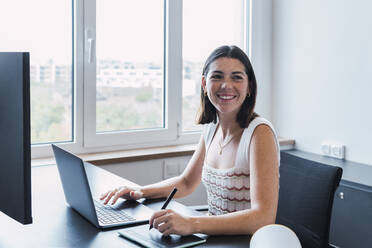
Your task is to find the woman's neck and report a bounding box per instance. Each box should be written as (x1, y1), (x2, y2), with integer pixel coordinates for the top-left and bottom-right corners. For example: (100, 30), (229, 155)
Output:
(217, 113), (242, 139)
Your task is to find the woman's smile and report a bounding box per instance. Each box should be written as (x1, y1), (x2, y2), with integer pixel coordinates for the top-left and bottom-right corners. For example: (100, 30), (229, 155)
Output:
(202, 57), (249, 115)
(217, 93), (237, 100)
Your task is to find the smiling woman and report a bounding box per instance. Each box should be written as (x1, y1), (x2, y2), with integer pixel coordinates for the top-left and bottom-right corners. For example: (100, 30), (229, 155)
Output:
(101, 45), (280, 236)
(197, 45), (258, 129)
(202, 58), (249, 115)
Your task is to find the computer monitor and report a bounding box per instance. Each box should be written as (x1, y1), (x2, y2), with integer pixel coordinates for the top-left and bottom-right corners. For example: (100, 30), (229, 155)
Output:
(0, 52), (32, 224)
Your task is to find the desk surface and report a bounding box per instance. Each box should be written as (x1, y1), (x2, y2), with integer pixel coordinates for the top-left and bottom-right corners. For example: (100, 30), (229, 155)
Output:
(0, 164), (251, 248)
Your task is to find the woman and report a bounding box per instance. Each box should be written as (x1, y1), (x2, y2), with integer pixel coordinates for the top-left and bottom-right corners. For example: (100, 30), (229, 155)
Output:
(100, 45), (279, 236)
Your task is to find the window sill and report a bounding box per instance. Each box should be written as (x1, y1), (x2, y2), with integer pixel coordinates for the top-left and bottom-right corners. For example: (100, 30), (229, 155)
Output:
(32, 137), (295, 167)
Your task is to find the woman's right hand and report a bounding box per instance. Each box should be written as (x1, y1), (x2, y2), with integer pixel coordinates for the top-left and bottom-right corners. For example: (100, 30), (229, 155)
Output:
(99, 186), (144, 205)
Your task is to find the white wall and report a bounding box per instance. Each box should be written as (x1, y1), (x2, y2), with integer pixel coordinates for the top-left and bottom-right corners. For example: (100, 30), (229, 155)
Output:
(271, 0), (372, 165)
(251, 0), (273, 121)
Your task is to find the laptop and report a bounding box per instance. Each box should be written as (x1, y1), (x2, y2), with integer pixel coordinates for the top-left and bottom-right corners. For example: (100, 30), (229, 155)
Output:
(52, 144), (154, 229)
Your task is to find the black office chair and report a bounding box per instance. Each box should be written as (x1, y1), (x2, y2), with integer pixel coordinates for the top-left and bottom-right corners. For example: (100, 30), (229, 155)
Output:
(276, 151), (342, 248)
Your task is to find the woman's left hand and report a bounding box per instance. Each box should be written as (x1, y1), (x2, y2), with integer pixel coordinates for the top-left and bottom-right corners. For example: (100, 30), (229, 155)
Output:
(149, 209), (195, 236)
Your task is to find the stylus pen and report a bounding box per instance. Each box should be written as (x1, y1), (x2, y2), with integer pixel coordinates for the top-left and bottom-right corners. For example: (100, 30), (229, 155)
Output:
(149, 187), (178, 230)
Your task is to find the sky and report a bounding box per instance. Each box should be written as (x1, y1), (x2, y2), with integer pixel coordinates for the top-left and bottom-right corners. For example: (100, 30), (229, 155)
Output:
(0, 0), (245, 64)
(0, 0), (72, 64)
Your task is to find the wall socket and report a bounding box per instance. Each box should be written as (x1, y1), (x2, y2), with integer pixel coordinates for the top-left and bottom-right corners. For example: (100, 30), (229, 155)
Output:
(321, 142), (345, 159)
(163, 162), (179, 179)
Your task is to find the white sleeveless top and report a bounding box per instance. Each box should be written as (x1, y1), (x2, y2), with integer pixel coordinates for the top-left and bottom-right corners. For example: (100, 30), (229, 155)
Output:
(201, 117), (280, 215)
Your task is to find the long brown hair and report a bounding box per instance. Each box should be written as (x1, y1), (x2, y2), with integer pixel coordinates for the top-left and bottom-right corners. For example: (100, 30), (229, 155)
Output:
(196, 45), (258, 128)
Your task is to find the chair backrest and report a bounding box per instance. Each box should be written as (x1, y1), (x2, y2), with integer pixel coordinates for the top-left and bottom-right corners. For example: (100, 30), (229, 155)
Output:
(276, 151), (343, 248)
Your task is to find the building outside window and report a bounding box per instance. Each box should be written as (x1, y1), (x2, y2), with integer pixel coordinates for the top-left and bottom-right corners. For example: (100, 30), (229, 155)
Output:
(0, 0), (249, 158)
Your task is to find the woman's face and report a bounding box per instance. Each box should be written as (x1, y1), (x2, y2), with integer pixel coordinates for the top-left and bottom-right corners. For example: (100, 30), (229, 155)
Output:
(202, 57), (249, 116)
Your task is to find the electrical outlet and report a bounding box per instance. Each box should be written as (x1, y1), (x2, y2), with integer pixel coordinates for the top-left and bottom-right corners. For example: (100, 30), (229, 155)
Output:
(321, 142), (345, 159)
(331, 144), (345, 159)
(163, 162), (179, 179)
(321, 143), (331, 155)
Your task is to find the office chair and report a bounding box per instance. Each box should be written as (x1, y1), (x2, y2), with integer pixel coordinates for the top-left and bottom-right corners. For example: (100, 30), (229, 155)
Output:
(276, 151), (342, 248)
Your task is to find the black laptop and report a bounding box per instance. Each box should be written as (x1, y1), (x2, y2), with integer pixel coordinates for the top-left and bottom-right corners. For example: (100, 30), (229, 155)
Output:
(52, 144), (154, 229)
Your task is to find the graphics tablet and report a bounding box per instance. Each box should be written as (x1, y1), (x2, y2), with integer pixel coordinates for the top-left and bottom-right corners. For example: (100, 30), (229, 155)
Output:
(118, 224), (206, 248)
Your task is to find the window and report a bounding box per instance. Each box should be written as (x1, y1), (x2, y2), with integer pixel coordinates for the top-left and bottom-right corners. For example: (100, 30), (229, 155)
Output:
(182, 0), (246, 132)
(0, 0), (73, 145)
(96, 0), (164, 133)
(3, 0), (249, 157)
(83, 0), (176, 148)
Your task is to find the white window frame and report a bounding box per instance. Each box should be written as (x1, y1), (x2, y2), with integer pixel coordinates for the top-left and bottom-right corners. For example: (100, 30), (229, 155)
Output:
(31, 0), (251, 158)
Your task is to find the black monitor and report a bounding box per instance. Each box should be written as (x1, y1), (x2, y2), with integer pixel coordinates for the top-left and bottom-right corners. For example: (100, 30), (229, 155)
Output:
(0, 52), (32, 224)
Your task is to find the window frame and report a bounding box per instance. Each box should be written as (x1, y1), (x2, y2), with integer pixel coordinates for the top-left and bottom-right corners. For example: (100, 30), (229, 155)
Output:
(31, 0), (251, 159)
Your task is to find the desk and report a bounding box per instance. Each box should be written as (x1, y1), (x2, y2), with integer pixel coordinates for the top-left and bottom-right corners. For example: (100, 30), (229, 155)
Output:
(0, 164), (251, 247)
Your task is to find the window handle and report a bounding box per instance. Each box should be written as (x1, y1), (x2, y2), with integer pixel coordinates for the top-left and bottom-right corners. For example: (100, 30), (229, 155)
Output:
(87, 38), (95, 64)
(85, 28), (95, 64)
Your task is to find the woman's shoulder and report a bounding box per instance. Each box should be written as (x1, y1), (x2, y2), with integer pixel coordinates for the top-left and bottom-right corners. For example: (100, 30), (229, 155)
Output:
(241, 116), (279, 150)
(242, 117), (275, 137)
(251, 123), (276, 141)
(244, 117), (280, 162)
(247, 116), (274, 129)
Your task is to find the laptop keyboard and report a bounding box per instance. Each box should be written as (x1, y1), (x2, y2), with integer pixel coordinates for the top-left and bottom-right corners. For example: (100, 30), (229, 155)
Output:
(94, 199), (136, 225)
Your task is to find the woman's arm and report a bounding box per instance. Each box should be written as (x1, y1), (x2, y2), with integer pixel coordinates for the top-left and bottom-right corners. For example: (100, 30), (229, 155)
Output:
(151, 124), (279, 236)
(101, 135), (206, 204)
